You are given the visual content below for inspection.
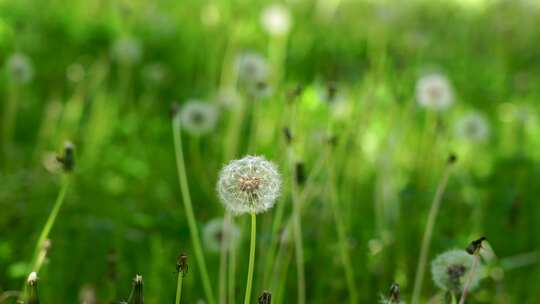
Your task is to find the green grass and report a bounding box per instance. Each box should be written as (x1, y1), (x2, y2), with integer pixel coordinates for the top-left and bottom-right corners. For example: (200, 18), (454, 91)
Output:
(1, 0), (540, 303)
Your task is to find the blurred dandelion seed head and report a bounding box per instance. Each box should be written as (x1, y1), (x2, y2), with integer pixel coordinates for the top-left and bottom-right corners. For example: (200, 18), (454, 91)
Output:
(112, 36), (143, 65)
(416, 73), (454, 111)
(179, 100), (218, 136)
(203, 218), (241, 252)
(431, 249), (483, 294)
(5, 52), (34, 84)
(261, 4), (292, 37)
(236, 52), (269, 86)
(217, 155), (281, 215)
(215, 87), (242, 110)
(454, 112), (490, 142)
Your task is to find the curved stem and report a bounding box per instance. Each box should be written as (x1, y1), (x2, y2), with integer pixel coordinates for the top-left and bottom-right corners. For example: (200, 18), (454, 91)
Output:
(244, 213), (257, 304)
(172, 116), (216, 304)
(411, 164), (454, 304)
(175, 272), (184, 304)
(30, 174), (70, 272)
(458, 254), (480, 304)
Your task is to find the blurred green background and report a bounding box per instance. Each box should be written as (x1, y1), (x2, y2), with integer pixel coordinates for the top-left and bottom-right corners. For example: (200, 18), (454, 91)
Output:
(0, 0), (539, 303)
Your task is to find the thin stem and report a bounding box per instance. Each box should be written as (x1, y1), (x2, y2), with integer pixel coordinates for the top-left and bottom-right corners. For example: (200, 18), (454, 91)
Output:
(411, 164), (454, 304)
(328, 168), (358, 304)
(458, 254), (480, 304)
(290, 153), (306, 304)
(172, 116), (216, 304)
(175, 272), (184, 304)
(244, 213), (257, 304)
(228, 239), (237, 304)
(30, 174), (70, 272)
(219, 213), (231, 304)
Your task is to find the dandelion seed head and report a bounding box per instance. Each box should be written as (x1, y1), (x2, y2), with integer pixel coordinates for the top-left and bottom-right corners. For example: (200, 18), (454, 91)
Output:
(5, 53), (34, 84)
(215, 87), (241, 110)
(261, 4), (292, 37)
(431, 249), (483, 294)
(454, 112), (490, 142)
(236, 52), (269, 85)
(203, 218), (241, 252)
(217, 155), (281, 215)
(179, 100), (219, 136)
(112, 36), (142, 65)
(416, 73), (454, 111)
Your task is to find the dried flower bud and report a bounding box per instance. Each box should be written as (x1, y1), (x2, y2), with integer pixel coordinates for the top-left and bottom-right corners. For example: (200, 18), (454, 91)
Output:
(258, 290), (272, 304)
(176, 253), (188, 276)
(26, 272), (40, 304)
(283, 127), (292, 144)
(295, 162), (306, 186)
(128, 275), (144, 304)
(56, 141), (75, 172)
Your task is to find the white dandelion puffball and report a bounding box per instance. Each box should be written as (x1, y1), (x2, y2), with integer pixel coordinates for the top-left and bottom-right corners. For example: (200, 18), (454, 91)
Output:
(179, 100), (219, 136)
(203, 218), (241, 253)
(235, 52), (269, 85)
(112, 36), (143, 65)
(454, 112), (490, 143)
(260, 4), (292, 37)
(431, 249), (483, 294)
(416, 73), (454, 111)
(217, 155), (281, 215)
(5, 53), (34, 84)
(215, 87), (241, 110)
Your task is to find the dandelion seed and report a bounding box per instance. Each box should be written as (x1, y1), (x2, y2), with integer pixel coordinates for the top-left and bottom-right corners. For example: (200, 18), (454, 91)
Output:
(179, 100), (219, 136)
(454, 112), (490, 143)
(112, 36), (143, 65)
(431, 249), (483, 294)
(5, 52), (34, 84)
(416, 73), (454, 111)
(217, 155), (281, 215)
(203, 218), (241, 253)
(260, 4), (292, 37)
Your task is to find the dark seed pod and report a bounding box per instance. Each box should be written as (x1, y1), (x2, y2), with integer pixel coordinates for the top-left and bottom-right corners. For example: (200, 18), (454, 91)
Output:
(176, 253), (188, 276)
(128, 275), (144, 304)
(56, 142), (75, 172)
(388, 283), (400, 302)
(283, 127), (292, 144)
(447, 153), (457, 164)
(258, 290), (272, 304)
(295, 162), (306, 186)
(466, 237), (486, 255)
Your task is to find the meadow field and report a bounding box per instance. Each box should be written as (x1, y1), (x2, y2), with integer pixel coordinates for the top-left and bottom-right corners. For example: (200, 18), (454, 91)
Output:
(1, 0), (539, 303)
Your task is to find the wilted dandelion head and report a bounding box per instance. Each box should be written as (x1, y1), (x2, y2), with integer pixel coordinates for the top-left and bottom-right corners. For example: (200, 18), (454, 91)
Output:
(416, 73), (454, 111)
(260, 3), (292, 37)
(431, 249), (483, 294)
(112, 36), (142, 65)
(203, 218), (241, 252)
(454, 112), (490, 143)
(179, 100), (219, 136)
(235, 52), (269, 85)
(217, 155), (281, 215)
(5, 53), (34, 84)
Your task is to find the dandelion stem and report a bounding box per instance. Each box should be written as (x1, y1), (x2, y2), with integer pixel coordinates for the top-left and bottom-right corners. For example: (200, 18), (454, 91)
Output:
(290, 157), (306, 304)
(244, 213), (257, 304)
(411, 161), (454, 304)
(172, 116), (216, 304)
(458, 253), (480, 304)
(30, 174), (70, 272)
(175, 272), (184, 304)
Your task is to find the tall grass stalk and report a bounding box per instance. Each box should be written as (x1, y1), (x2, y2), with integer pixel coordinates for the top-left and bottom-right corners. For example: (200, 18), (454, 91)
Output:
(219, 213), (231, 304)
(411, 158), (456, 304)
(175, 271), (184, 304)
(328, 165), (358, 304)
(243, 213), (257, 304)
(289, 150), (306, 304)
(172, 116), (216, 304)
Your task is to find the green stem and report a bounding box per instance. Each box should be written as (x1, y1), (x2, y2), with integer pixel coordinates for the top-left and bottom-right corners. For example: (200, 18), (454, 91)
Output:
(219, 213), (231, 304)
(328, 168), (358, 304)
(175, 272), (184, 304)
(290, 154), (306, 304)
(458, 253), (480, 304)
(411, 164), (454, 304)
(30, 175), (70, 272)
(244, 213), (257, 304)
(172, 116), (216, 304)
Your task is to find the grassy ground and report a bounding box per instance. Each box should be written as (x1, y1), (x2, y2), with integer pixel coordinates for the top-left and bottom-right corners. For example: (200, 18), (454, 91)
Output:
(1, 0), (539, 303)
